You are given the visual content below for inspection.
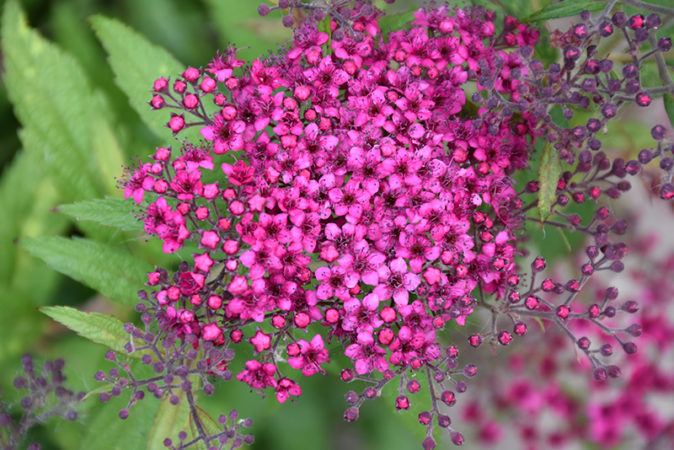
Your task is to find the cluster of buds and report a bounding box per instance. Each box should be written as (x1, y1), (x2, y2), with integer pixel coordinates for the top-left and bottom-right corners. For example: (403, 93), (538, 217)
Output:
(0, 355), (83, 450)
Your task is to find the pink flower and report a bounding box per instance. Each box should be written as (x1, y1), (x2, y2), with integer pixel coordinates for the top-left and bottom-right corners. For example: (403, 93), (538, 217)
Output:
(315, 265), (358, 300)
(287, 334), (330, 377)
(275, 377), (302, 403)
(236, 360), (277, 390)
(200, 112), (245, 154)
(373, 257), (421, 305)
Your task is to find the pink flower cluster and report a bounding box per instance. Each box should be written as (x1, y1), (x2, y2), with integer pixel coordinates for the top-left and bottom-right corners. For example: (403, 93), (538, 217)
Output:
(123, 3), (541, 444)
(459, 234), (674, 449)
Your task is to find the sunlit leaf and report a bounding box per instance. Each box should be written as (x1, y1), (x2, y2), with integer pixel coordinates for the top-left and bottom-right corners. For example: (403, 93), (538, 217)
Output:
(537, 143), (562, 223)
(57, 198), (144, 232)
(524, 0), (605, 22)
(20, 237), (151, 307)
(40, 306), (147, 358)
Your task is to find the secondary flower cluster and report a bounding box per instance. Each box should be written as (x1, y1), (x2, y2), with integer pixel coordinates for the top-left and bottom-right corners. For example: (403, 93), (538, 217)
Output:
(458, 231), (674, 449)
(112, 1), (672, 447)
(0, 356), (83, 450)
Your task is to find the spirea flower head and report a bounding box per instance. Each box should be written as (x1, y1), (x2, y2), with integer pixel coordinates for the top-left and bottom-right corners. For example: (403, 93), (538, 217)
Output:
(112, 1), (674, 447)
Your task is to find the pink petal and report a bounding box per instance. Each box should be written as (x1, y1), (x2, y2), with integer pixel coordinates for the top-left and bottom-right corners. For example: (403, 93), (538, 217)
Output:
(200, 126), (215, 140)
(393, 289), (409, 306)
(362, 293), (379, 311)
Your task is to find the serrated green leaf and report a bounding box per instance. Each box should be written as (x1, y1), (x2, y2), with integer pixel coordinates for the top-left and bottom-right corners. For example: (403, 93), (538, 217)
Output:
(90, 15), (184, 141)
(147, 391), (191, 450)
(1, 0), (103, 200)
(40, 305), (145, 358)
(57, 198), (144, 232)
(20, 237), (152, 306)
(537, 144), (562, 222)
(524, 0), (605, 22)
(664, 93), (674, 128)
(92, 115), (126, 195)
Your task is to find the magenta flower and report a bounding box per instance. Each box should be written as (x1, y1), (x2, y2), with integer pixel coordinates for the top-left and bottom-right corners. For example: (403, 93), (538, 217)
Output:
(275, 377), (302, 404)
(315, 265), (358, 301)
(373, 257), (421, 305)
(287, 334), (330, 377)
(236, 360), (277, 391)
(200, 113), (245, 154)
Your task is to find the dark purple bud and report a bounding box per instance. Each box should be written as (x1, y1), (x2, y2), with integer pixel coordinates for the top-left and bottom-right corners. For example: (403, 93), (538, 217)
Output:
(624, 79), (640, 94)
(622, 342), (637, 354)
(282, 15), (294, 28)
(599, 21), (613, 37)
(612, 12), (627, 27)
(658, 37), (672, 52)
(601, 103), (618, 118)
(651, 125), (666, 140)
(257, 4), (270, 16)
(594, 367), (607, 381)
(625, 160), (641, 175)
(639, 149), (654, 164)
(646, 13), (661, 28)
(626, 324), (643, 337)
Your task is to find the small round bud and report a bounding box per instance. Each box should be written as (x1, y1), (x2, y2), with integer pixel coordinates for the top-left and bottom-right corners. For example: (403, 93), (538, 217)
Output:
(594, 367), (607, 381)
(282, 15), (294, 28)
(437, 414), (451, 428)
(626, 323), (643, 337)
(600, 344), (613, 356)
(658, 37), (672, 52)
(257, 4), (270, 16)
(660, 183), (674, 200)
(344, 407), (359, 422)
(622, 342), (637, 354)
(422, 437), (436, 450)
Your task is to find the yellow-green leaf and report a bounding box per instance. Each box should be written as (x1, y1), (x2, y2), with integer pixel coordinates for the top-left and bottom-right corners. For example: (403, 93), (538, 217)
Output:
(538, 144), (562, 222)
(20, 237), (151, 306)
(40, 305), (145, 358)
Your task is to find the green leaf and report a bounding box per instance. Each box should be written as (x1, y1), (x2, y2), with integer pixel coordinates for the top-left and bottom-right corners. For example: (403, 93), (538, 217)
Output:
(80, 391), (160, 450)
(378, 11), (415, 37)
(20, 237), (152, 307)
(91, 114), (127, 195)
(202, 0), (289, 61)
(524, 0), (606, 22)
(57, 198), (144, 232)
(40, 305), (144, 357)
(664, 93), (674, 128)
(1, 0), (103, 200)
(147, 391), (192, 450)
(90, 15), (184, 141)
(537, 143), (562, 222)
